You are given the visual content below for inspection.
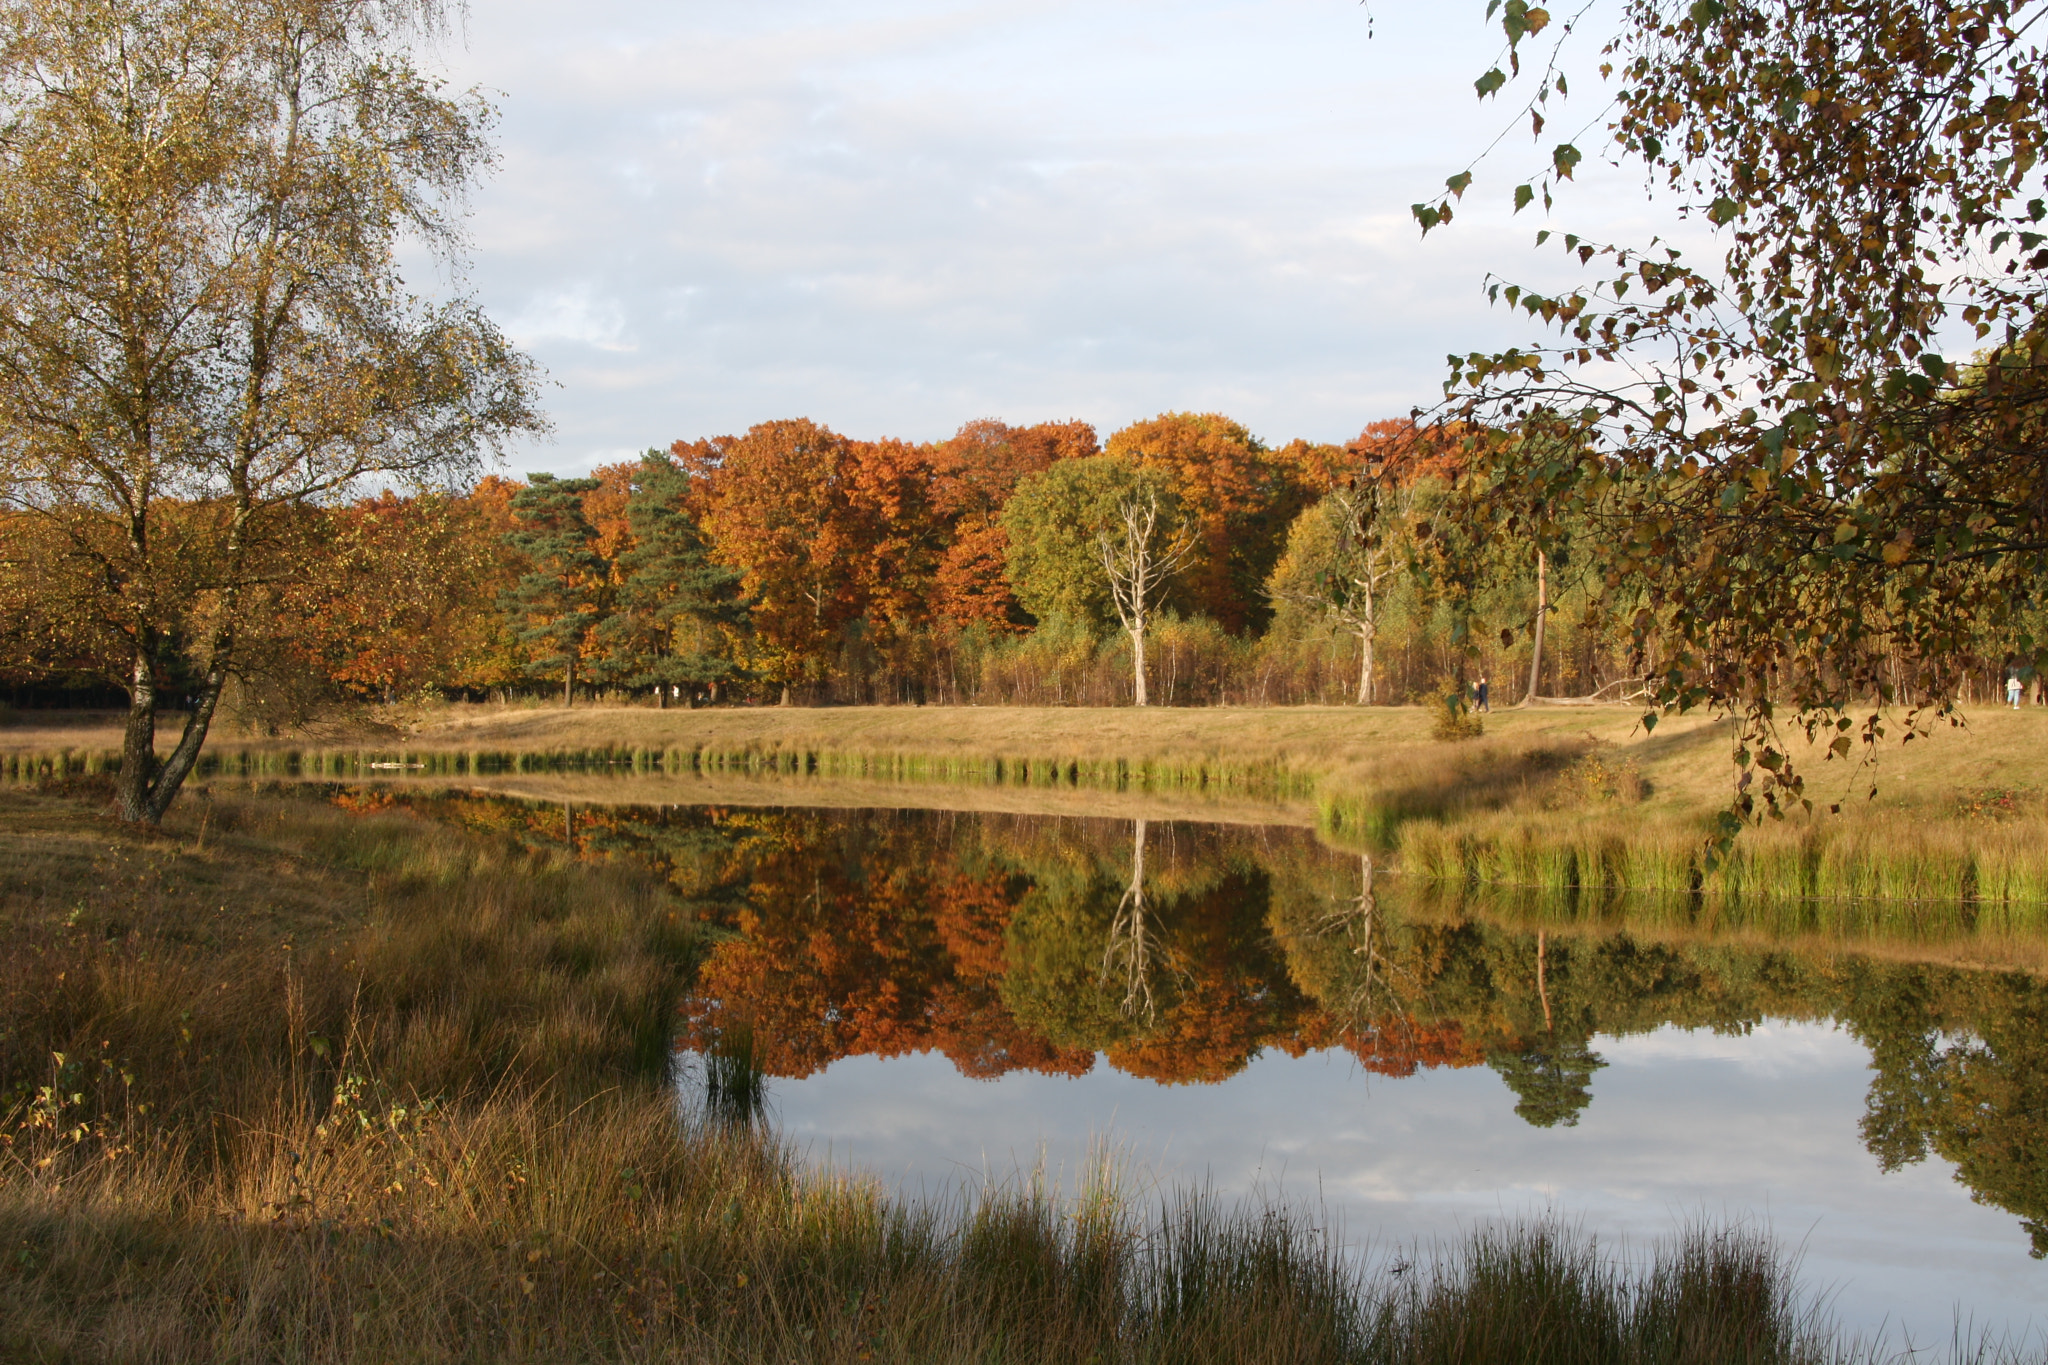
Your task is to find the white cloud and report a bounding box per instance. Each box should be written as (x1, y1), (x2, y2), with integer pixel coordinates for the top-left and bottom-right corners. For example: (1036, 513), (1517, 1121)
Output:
(433, 0), (1678, 470)
(505, 284), (634, 352)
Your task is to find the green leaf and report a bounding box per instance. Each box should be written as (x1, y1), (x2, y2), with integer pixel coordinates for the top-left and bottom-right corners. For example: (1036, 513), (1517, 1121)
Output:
(1475, 67), (1507, 99)
(1514, 183), (1535, 213)
(1446, 170), (1474, 199)
(1552, 143), (1583, 179)
(1688, 0), (1725, 23)
(1708, 196), (1741, 225)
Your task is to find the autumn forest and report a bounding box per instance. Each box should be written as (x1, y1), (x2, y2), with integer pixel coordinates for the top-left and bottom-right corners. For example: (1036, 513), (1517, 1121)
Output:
(3, 411), (1660, 726)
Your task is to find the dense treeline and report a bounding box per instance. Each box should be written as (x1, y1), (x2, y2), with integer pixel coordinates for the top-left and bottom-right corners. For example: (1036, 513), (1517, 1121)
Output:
(0, 412), (1649, 722)
(8, 407), (2039, 724)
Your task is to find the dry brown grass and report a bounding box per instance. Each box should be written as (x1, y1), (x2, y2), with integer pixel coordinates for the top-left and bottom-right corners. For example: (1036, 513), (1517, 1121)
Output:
(384, 700), (2048, 829)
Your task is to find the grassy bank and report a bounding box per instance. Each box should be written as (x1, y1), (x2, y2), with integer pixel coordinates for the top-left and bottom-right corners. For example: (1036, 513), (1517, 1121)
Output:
(9, 702), (2048, 926)
(0, 780), (2017, 1363)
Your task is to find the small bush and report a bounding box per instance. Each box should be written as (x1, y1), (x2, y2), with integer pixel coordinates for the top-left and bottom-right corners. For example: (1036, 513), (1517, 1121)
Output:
(1430, 689), (1485, 742)
(1550, 752), (1650, 808)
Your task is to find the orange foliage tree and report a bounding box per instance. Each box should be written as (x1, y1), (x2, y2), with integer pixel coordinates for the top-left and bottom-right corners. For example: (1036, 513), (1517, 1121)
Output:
(930, 419), (1098, 631)
(1103, 413), (1320, 633)
(676, 420), (871, 700)
(275, 491), (526, 705)
(677, 811), (1094, 1080)
(844, 436), (949, 670)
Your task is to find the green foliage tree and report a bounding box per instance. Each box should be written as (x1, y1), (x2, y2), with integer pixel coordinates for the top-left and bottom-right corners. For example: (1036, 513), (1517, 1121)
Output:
(1267, 479), (1429, 705)
(501, 474), (607, 706)
(1001, 456), (1142, 629)
(595, 451), (747, 703)
(1002, 455), (1191, 703)
(1415, 0), (2048, 821)
(0, 0), (541, 822)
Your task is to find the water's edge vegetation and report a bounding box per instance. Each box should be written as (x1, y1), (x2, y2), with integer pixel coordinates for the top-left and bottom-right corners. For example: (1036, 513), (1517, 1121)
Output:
(0, 780), (2041, 1361)
(7, 724), (2047, 934)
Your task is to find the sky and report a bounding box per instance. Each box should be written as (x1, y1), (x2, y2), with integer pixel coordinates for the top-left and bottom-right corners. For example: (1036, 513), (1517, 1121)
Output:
(430, 0), (1680, 476)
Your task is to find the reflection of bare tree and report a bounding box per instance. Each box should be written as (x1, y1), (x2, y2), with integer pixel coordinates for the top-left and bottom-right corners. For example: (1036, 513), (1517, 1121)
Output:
(1100, 819), (1158, 1023)
(1319, 854), (1422, 1027)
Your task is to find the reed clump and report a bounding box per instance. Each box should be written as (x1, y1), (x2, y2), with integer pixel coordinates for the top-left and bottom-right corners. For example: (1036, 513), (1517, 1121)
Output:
(1387, 792), (2048, 964)
(698, 1016), (769, 1126)
(0, 1096), (1909, 1364)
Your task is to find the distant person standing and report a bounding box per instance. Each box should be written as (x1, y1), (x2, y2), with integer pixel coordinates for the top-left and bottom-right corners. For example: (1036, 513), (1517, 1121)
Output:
(2009, 671), (2024, 709)
(1476, 676), (1490, 713)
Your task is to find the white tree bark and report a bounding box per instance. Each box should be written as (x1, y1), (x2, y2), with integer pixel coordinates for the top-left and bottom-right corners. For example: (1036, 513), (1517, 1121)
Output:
(1099, 490), (1194, 708)
(1101, 819), (1156, 1022)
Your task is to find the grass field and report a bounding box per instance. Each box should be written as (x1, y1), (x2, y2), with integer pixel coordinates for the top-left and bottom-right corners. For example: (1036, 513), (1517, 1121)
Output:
(4, 779), (1979, 1363)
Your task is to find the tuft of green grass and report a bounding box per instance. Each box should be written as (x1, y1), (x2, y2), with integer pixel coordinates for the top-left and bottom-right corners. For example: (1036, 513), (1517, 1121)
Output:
(698, 1017), (770, 1127)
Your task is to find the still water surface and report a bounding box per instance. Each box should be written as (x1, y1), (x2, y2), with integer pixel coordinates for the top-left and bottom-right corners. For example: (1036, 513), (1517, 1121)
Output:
(403, 786), (2047, 1344)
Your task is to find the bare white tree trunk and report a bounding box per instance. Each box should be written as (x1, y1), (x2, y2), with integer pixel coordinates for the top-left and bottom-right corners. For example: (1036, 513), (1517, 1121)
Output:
(1355, 575), (1377, 704)
(1132, 623), (1149, 706)
(1525, 549), (1548, 705)
(1100, 490), (1193, 709)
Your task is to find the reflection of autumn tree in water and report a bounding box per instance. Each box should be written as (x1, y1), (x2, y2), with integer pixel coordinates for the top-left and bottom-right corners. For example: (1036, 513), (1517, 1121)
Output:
(677, 811), (1093, 1079)
(1844, 963), (2048, 1258)
(1266, 853), (1486, 1079)
(325, 788), (2048, 1251)
(1105, 847), (1324, 1086)
(1483, 934), (1607, 1129)
(999, 819), (1324, 1084)
(1100, 819), (1158, 1023)
(1487, 1037), (1608, 1129)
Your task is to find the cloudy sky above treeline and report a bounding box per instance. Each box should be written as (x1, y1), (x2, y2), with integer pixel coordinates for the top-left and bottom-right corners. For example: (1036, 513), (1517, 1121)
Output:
(435, 0), (1675, 475)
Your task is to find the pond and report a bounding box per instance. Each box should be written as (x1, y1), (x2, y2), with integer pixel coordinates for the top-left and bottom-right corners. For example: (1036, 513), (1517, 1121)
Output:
(386, 783), (2048, 1347)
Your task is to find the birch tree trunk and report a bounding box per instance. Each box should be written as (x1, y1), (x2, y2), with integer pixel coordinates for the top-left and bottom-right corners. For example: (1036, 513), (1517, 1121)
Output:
(1525, 549), (1548, 705)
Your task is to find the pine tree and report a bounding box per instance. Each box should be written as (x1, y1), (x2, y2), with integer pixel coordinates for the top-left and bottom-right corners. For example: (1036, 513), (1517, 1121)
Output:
(596, 451), (747, 704)
(500, 474), (608, 706)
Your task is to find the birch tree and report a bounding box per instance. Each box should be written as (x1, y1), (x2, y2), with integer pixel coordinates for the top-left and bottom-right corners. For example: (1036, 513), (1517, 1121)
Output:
(1098, 483), (1194, 708)
(1415, 0), (2048, 818)
(0, 0), (542, 822)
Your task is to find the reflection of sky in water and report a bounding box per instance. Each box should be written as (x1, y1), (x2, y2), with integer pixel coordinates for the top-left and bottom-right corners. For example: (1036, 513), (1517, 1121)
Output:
(765, 1020), (2045, 1348)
